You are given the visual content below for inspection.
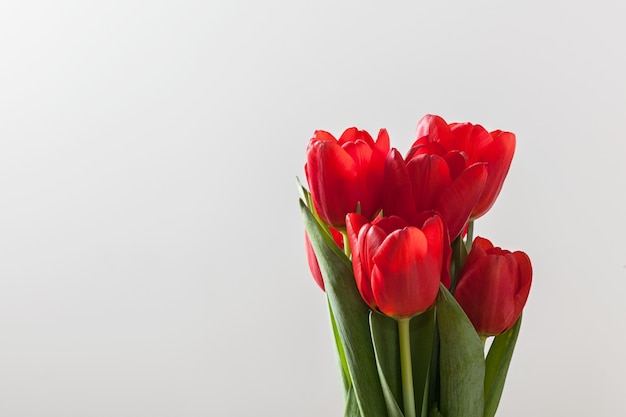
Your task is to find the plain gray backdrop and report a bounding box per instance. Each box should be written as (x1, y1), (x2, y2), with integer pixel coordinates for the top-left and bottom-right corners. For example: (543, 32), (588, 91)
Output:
(1, 1), (625, 416)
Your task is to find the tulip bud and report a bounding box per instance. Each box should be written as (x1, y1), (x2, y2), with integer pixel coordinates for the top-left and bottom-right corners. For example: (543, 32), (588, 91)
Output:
(305, 128), (389, 228)
(454, 237), (532, 337)
(346, 213), (446, 319)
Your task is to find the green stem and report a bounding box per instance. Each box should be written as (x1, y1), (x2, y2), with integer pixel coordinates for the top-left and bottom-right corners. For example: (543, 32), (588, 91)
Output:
(480, 335), (487, 355)
(341, 231), (351, 258)
(398, 318), (416, 417)
(465, 220), (474, 252)
(450, 236), (463, 294)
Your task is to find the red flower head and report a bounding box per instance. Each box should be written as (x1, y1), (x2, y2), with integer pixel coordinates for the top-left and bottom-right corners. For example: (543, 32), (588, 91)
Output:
(382, 148), (487, 241)
(454, 237), (532, 337)
(305, 128), (390, 229)
(346, 213), (447, 319)
(304, 227), (344, 291)
(410, 114), (516, 220)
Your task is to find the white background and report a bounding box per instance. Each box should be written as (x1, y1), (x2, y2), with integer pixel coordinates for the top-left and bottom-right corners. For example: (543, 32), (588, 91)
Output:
(1, 1), (625, 416)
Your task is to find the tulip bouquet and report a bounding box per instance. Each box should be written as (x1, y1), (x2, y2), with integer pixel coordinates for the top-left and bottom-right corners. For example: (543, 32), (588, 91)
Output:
(298, 115), (532, 417)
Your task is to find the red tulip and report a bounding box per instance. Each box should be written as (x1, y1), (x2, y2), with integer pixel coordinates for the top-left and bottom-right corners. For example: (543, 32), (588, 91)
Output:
(383, 148), (487, 240)
(346, 213), (445, 319)
(305, 128), (390, 228)
(304, 227), (344, 291)
(454, 237), (532, 337)
(409, 114), (516, 219)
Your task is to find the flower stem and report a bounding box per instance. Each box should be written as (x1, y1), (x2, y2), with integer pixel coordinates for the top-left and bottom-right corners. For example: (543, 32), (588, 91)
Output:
(465, 220), (474, 252)
(480, 335), (487, 357)
(398, 318), (416, 417)
(450, 236), (463, 293)
(341, 231), (351, 258)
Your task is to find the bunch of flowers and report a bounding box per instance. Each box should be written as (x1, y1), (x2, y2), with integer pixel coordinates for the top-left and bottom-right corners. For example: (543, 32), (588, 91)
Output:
(298, 115), (532, 417)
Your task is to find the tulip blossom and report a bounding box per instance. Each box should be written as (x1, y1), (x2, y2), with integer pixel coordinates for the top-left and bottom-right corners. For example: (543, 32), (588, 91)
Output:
(382, 148), (487, 240)
(409, 114), (516, 219)
(454, 237), (532, 337)
(305, 128), (389, 228)
(346, 213), (446, 319)
(304, 227), (344, 291)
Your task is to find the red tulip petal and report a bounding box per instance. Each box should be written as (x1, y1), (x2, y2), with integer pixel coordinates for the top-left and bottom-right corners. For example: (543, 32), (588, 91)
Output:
(337, 130), (388, 221)
(443, 122), (471, 150)
(363, 225), (389, 273)
(339, 127), (375, 147)
(513, 251), (532, 313)
(408, 212), (452, 287)
(346, 213), (368, 287)
(406, 154), (452, 212)
(304, 232), (325, 291)
(347, 219), (374, 309)
(375, 128), (390, 153)
(407, 137), (448, 161)
(444, 150), (469, 179)
(371, 227), (440, 318)
(421, 216), (444, 259)
(472, 131), (516, 219)
(434, 162), (487, 239)
(342, 140), (377, 218)
(462, 236), (491, 275)
(342, 140), (373, 170)
(310, 130), (338, 144)
(359, 129), (376, 147)
(472, 236), (493, 252)
(421, 215), (446, 285)
(346, 213), (388, 310)
(415, 114), (453, 145)
(455, 254), (518, 335)
(329, 227), (345, 249)
(382, 149), (416, 220)
(338, 127), (358, 145)
(448, 123), (492, 160)
(354, 224), (377, 309)
(357, 224), (389, 310)
(374, 215), (410, 234)
(346, 213), (368, 253)
(306, 140), (358, 227)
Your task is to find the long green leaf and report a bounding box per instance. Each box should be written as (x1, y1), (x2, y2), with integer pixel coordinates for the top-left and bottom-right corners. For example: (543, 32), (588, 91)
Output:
(483, 315), (522, 417)
(301, 199), (387, 417)
(370, 312), (404, 417)
(296, 176), (309, 203)
(427, 320), (439, 416)
(329, 297), (351, 396)
(436, 285), (485, 417)
(345, 385), (361, 417)
(300, 183), (351, 392)
(410, 308), (435, 417)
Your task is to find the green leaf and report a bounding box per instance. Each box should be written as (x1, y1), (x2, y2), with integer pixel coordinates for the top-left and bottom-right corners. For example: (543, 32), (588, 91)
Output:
(410, 308), (436, 417)
(296, 176), (310, 206)
(345, 385), (361, 417)
(299, 181), (352, 396)
(301, 200), (387, 417)
(426, 320), (439, 416)
(483, 315), (522, 417)
(436, 284), (485, 417)
(370, 312), (404, 417)
(329, 297), (352, 395)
